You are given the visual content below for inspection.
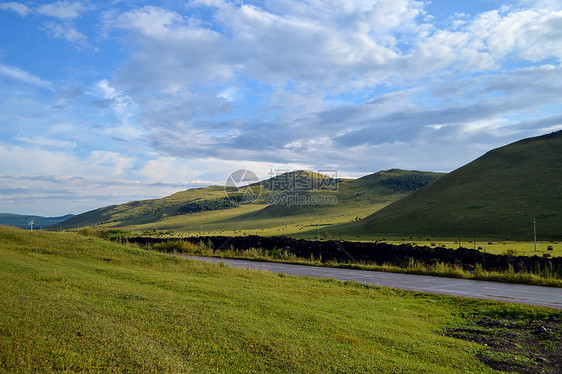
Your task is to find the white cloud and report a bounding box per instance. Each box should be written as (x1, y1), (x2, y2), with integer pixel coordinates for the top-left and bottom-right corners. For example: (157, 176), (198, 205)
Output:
(98, 1), (562, 176)
(36, 1), (93, 48)
(0, 63), (52, 89)
(0, 144), (135, 178)
(42, 21), (87, 44)
(93, 79), (144, 140)
(413, 9), (562, 74)
(16, 137), (76, 149)
(138, 155), (313, 186)
(113, 6), (185, 39)
(37, 1), (89, 20)
(0, 2), (31, 16)
(87, 151), (135, 176)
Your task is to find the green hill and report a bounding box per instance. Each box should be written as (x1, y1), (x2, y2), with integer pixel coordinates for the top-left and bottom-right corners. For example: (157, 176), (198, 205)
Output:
(0, 213), (74, 229)
(339, 131), (562, 240)
(54, 169), (442, 235)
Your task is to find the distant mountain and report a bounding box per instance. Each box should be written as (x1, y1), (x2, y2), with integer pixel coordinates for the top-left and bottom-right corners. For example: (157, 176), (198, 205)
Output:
(52, 169), (443, 233)
(0, 213), (74, 229)
(339, 131), (562, 240)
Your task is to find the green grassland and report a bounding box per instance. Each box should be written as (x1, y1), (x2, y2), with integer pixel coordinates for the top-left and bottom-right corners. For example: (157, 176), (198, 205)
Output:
(369, 238), (560, 258)
(1, 226), (558, 372)
(56, 170), (441, 238)
(338, 131), (562, 240)
(289, 231), (561, 258)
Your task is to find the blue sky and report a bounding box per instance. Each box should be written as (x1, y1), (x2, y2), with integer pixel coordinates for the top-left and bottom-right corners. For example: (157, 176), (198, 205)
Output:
(1, 0), (561, 216)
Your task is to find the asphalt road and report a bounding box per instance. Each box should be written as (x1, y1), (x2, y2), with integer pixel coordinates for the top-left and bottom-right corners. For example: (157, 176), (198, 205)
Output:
(184, 255), (562, 309)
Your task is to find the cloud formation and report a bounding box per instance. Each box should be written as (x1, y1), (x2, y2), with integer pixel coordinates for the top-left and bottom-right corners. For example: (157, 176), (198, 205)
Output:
(0, 63), (52, 89)
(0, 2), (31, 16)
(37, 1), (90, 20)
(1, 0), (562, 215)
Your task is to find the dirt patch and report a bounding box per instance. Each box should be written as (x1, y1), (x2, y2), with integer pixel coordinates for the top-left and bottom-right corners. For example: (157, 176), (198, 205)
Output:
(445, 315), (561, 373)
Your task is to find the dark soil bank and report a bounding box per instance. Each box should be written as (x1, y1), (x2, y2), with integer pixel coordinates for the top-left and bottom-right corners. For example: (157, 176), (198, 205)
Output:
(126, 235), (562, 275)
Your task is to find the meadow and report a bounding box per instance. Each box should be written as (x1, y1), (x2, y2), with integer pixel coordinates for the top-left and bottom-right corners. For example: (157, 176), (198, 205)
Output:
(1, 226), (560, 372)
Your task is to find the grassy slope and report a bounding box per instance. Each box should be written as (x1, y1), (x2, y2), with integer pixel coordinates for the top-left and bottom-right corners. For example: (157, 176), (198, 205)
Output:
(55, 170), (442, 237)
(337, 131), (562, 240)
(1, 225), (546, 373)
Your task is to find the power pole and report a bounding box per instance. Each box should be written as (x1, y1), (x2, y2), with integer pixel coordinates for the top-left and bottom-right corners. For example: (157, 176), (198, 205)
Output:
(533, 218), (537, 252)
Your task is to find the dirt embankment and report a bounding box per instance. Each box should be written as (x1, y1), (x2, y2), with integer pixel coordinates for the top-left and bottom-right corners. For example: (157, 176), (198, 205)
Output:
(125, 235), (562, 274)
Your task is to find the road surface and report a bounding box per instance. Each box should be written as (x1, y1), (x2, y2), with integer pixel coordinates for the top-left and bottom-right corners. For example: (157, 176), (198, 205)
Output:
(184, 255), (562, 309)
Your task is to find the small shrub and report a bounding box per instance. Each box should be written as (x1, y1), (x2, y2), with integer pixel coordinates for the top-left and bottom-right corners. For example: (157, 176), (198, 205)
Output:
(547, 245), (554, 251)
(77, 227), (96, 237)
(503, 248), (519, 256)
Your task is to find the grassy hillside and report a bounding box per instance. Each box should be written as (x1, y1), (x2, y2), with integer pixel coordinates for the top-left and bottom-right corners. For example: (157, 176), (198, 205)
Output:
(338, 131), (562, 240)
(1, 225), (558, 372)
(0, 213), (74, 229)
(54, 169), (442, 236)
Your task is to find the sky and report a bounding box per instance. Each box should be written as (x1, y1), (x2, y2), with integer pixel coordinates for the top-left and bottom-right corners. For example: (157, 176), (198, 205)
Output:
(1, 0), (561, 216)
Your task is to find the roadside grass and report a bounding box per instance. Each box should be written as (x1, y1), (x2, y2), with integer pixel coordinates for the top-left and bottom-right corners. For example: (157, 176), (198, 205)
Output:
(358, 238), (560, 258)
(2, 226), (557, 373)
(290, 232), (561, 258)
(148, 239), (562, 288)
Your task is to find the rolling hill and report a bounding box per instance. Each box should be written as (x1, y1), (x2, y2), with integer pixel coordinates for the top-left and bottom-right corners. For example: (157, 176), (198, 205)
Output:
(337, 131), (562, 240)
(0, 213), (74, 230)
(53, 169), (442, 235)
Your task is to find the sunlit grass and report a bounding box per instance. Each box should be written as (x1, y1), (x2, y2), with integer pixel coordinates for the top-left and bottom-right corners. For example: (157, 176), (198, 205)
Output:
(2, 225), (553, 372)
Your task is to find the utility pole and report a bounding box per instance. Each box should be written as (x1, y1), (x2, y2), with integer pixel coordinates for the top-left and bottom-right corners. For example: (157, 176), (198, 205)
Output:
(533, 218), (537, 252)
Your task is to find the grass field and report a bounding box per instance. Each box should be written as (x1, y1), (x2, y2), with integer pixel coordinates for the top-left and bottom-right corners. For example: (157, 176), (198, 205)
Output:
(289, 228), (561, 257)
(2, 226), (560, 372)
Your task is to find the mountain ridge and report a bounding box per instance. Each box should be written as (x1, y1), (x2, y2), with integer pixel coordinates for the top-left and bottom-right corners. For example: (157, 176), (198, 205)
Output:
(52, 169), (443, 233)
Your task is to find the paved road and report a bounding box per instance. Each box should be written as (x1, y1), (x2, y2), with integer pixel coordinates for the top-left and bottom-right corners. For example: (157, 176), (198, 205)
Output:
(184, 255), (562, 309)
